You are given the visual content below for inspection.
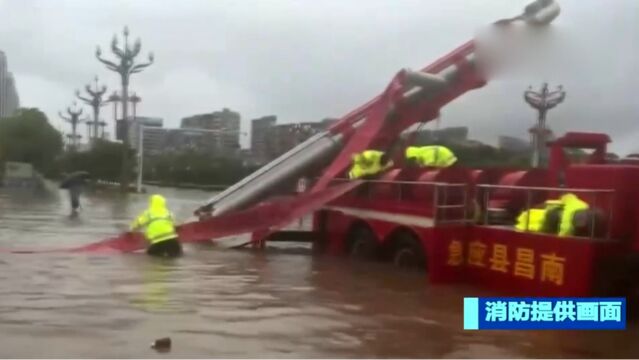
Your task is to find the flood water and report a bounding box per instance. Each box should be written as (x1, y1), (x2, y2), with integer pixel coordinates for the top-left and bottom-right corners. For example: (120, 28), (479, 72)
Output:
(0, 182), (637, 358)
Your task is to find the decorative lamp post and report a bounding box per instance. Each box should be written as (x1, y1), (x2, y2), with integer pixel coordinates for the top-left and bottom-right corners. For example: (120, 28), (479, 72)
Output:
(107, 91), (122, 138)
(524, 82), (566, 167)
(99, 121), (108, 139)
(76, 76), (108, 143)
(96, 26), (154, 192)
(130, 92), (141, 121)
(59, 102), (83, 151)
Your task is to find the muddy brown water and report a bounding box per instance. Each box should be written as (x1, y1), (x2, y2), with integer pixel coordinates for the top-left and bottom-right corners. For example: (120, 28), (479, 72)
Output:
(0, 183), (637, 358)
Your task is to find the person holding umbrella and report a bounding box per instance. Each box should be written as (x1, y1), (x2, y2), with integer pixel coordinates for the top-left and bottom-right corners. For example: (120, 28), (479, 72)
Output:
(60, 171), (90, 214)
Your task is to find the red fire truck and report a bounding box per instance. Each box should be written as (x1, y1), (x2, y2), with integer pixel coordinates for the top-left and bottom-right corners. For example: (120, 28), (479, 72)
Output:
(310, 132), (639, 307)
(77, 0), (638, 311)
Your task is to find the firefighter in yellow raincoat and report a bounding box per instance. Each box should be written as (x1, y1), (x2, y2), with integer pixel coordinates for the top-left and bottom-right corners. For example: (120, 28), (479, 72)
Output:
(131, 194), (183, 257)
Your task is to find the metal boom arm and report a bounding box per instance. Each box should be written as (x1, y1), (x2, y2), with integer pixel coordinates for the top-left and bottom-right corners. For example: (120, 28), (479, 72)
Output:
(200, 0), (561, 218)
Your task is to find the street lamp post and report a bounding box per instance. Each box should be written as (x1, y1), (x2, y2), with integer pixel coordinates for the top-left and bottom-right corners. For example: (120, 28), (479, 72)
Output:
(130, 92), (141, 121)
(99, 121), (108, 139)
(136, 124), (145, 193)
(76, 76), (108, 144)
(107, 91), (122, 138)
(59, 102), (83, 151)
(524, 82), (566, 168)
(96, 26), (154, 193)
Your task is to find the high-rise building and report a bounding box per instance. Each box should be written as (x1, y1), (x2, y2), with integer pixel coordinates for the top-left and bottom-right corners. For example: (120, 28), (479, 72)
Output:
(0, 51), (20, 118)
(250, 115), (277, 164)
(128, 117), (164, 151)
(249, 117), (334, 164)
(180, 108), (241, 155)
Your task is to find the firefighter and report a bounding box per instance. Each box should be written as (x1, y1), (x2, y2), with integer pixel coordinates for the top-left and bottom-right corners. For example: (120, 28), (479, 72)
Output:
(130, 194), (183, 258)
(515, 199), (562, 232)
(405, 145), (457, 168)
(348, 150), (393, 179)
(515, 194), (589, 237)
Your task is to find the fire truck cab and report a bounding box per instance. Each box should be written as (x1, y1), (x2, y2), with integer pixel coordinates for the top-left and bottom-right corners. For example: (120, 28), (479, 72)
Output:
(312, 132), (639, 302)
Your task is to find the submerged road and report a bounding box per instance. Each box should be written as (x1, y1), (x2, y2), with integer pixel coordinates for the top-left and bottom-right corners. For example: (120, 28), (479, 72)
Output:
(0, 183), (637, 358)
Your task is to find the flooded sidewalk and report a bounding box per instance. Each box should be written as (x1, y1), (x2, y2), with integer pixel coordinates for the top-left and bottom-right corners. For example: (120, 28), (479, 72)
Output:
(0, 184), (637, 358)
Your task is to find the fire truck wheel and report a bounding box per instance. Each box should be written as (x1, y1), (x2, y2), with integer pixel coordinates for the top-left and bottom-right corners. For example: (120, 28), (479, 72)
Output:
(348, 226), (378, 261)
(392, 234), (425, 271)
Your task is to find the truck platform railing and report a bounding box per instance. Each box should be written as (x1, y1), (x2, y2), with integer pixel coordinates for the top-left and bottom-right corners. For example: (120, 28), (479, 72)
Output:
(319, 178), (473, 225)
(477, 184), (616, 240)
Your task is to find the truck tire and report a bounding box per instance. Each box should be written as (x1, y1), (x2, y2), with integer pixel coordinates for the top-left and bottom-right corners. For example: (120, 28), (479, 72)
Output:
(392, 232), (426, 271)
(348, 226), (378, 261)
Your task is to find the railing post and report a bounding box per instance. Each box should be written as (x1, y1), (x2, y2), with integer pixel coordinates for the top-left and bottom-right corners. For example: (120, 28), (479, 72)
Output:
(482, 187), (490, 225)
(606, 191), (613, 241)
(525, 189), (532, 231)
(462, 185), (468, 223)
(590, 192), (598, 239)
(433, 184), (439, 224)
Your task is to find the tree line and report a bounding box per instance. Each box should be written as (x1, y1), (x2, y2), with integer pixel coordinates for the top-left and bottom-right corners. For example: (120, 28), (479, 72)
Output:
(0, 108), (259, 185)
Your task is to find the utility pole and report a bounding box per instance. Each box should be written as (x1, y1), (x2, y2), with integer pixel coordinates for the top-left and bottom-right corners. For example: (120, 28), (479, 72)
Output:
(96, 26), (154, 193)
(76, 76), (108, 144)
(524, 82), (566, 167)
(59, 103), (83, 152)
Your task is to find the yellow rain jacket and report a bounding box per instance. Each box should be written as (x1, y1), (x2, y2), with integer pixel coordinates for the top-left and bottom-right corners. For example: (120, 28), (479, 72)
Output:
(515, 200), (562, 233)
(130, 194), (178, 245)
(405, 146), (457, 168)
(558, 193), (589, 237)
(515, 194), (589, 236)
(515, 208), (546, 232)
(348, 150), (393, 179)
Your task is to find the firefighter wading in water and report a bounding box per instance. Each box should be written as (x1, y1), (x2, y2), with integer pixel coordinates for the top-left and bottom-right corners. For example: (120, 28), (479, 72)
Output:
(130, 194), (183, 257)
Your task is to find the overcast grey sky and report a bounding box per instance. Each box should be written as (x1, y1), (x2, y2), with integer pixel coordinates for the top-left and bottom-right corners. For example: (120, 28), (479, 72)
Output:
(1, 0), (638, 153)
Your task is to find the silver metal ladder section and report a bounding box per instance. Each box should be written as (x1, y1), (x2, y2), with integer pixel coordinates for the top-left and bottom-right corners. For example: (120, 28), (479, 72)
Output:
(199, 0), (560, 218)
(203, 131), (345, 217)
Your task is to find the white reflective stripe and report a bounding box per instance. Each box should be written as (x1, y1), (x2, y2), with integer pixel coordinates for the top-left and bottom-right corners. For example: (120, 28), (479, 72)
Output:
(323, 206), (434, 228)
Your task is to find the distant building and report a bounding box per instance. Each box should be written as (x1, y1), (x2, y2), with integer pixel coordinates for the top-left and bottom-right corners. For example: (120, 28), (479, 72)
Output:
(136, 127), (243, 156)
(498, 136), (531, 154)
(267, 122), (327, 159)
(250, 117), (334, 164)
(250, 116), (277, 164)
(117, 116), (164, 151)
(0, 51), (20, 118)
(180, 108), (241, 156)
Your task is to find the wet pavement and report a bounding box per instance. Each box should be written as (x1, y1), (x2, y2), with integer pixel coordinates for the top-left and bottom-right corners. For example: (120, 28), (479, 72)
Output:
(0, 182), (637, 358)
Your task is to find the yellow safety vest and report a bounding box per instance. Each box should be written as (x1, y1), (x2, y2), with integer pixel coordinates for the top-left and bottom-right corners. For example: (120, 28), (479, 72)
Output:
(515, 194), (589, 236)
(348, 150), (392, 179)
(405, 146), (457, 168)
(131, 195), (178, 245)
(516, 208), (546, 232)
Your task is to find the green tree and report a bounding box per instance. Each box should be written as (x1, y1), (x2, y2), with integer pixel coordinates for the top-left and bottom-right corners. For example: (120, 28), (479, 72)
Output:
(57, 139), (134, 182)
(143, 150), (252, 186)
(0, 108), (63, 176)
